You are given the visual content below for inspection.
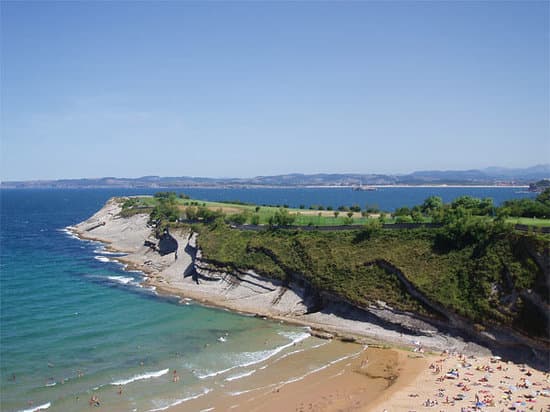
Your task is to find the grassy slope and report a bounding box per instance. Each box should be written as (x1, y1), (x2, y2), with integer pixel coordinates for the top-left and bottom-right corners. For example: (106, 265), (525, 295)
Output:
(118, 196), (549, 338)
(195, 222), (548, 339)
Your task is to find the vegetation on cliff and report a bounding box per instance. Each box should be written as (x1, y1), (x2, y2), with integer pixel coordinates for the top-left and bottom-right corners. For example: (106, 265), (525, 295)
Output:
(195, 218), (548, 338)
(118, 191), (550, 340)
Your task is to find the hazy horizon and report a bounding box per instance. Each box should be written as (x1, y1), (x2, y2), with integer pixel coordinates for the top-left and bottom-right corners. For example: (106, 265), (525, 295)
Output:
(2, 1), (548, 181)
(2, 163), (549, 183)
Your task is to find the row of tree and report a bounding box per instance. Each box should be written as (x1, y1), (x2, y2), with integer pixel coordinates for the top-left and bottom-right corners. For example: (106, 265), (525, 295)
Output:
(146, 189), (550, 229)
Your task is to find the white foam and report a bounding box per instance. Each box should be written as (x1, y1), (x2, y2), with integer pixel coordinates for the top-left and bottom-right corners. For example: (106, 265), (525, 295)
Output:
(228, 383), (276, 397)
(107, 276), (134, 285)
(94, 247), (126, 256)
(311, 341), (329, 349)
(94, 256), (111, 263)
(225, 369), (256, 382)
(111, 368), (169, 386)
(278, 351), (362, 386)
(45, 382), (56, 387)
(199, 408), (215, 412)
(197, 366), (234, 379)
(238, 332), (310, 368)
(274, 348), (306, 362)
(147, 388), (212, 412)
(59, 227), (80, 240)
(18, 402), (51, 412)
(197, 332), (310, 379)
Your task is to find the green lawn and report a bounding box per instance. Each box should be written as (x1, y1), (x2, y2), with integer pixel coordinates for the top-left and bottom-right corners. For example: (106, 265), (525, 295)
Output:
(121, 196), (550, 228)
(505, 217), (550, 227)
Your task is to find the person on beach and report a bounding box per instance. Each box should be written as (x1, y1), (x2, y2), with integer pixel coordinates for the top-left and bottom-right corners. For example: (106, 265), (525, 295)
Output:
(117, 386), (123, 395)
(172, 370), (180, 382)
(89, 394), (100, 407)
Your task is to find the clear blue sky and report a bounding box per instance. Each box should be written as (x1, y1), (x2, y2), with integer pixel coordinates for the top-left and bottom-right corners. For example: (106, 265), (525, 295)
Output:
(1, 1), (548, 180)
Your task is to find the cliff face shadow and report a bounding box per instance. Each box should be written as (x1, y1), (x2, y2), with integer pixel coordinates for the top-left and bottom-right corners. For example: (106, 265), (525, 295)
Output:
(310, 299), (549, 370)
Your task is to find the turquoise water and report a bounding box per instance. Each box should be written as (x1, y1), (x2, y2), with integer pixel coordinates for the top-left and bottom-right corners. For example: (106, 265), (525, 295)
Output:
(0, 188), (534, 411)
(0, 190), (318, 411)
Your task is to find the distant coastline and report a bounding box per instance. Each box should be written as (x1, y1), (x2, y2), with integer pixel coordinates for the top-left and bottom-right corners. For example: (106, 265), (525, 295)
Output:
(0, 183), (532, 190)
(1, 164), (548, 189)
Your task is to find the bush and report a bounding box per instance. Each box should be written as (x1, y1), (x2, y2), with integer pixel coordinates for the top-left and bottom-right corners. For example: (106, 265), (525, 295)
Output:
(268, 208), (296, 226)
(226, 212), (248, 225)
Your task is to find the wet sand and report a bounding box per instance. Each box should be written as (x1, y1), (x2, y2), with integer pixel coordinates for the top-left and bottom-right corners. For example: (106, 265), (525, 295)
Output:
(167, 343), (427, 412)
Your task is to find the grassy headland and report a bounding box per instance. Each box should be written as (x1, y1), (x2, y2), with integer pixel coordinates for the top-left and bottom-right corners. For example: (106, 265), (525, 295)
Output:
(120, 190), (550, 342)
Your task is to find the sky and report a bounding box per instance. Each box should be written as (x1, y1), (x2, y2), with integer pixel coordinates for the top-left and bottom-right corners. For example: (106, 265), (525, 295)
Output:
(1, 1), (549, 181)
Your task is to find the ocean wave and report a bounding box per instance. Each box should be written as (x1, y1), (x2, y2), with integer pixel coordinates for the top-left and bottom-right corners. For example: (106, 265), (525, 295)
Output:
(18, 402), (51, 412)
(93, 247), (126, 256)
(274, 347), (306, 363)
(107, 276), (135, 285)
(94, 256), (111, 263)
(147, 388), (212, 412)
(278, 351), (362, 386)
(311, 341), (329, 349)
(237, 331), (310, 369)
(225, 369), (256, 382)
(196, 366), (234, 380)
(111, 368), (169, 386)
(196, 331), (310, 380)
(228, 382), (277, 397)
(59, 227), (80, 240)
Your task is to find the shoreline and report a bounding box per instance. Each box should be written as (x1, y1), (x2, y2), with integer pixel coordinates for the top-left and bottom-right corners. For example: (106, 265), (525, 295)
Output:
(67, 198), (548, 411)
(2, 184), (531, 190)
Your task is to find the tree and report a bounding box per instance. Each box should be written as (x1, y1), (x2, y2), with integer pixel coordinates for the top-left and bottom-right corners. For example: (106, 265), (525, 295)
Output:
(268, 208), (295, 226)
(226, 212), (247, 225)
(394, 207), (411, 217)
(411, 210), (423, 222)
(347, 211), (354, 218)
(421, 196), (443, 215)
(537, 188), (550, 206)
(334, 211), (340, 218)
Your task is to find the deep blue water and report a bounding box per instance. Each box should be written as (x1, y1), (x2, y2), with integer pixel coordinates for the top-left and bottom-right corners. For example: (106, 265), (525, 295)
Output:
(0, 187), (535, 411)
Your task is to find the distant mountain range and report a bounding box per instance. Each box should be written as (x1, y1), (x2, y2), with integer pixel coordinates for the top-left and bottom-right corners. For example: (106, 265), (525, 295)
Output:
(2, 165), (549, 189)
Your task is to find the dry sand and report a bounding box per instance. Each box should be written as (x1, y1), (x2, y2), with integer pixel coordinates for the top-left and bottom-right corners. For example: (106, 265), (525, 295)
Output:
(69, 198), (549, 411)
(373, 351), (550, 412)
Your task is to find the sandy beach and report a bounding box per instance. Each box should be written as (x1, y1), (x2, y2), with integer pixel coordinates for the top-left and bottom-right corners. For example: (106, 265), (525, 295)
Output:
(68, 198), (549, 411)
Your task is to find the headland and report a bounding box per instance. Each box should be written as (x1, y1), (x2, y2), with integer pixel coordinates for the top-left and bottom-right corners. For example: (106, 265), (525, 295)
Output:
(67, 197), (549, 411)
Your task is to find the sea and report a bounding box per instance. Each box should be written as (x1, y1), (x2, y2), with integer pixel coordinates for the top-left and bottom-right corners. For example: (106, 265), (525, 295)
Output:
(0, 187), (534, 412)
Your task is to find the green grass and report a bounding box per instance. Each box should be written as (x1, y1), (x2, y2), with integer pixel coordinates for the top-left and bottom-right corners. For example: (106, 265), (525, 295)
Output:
(193, 221), (548, 338)
(120, 196), (550, 230)
(505, 217), (550, 227)
(118, 195), (549, 339)
(122, 196), (397, 226)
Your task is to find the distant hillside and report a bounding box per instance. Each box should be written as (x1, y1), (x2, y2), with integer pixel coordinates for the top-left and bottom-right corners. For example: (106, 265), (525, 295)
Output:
(2, 164), (549, 189)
